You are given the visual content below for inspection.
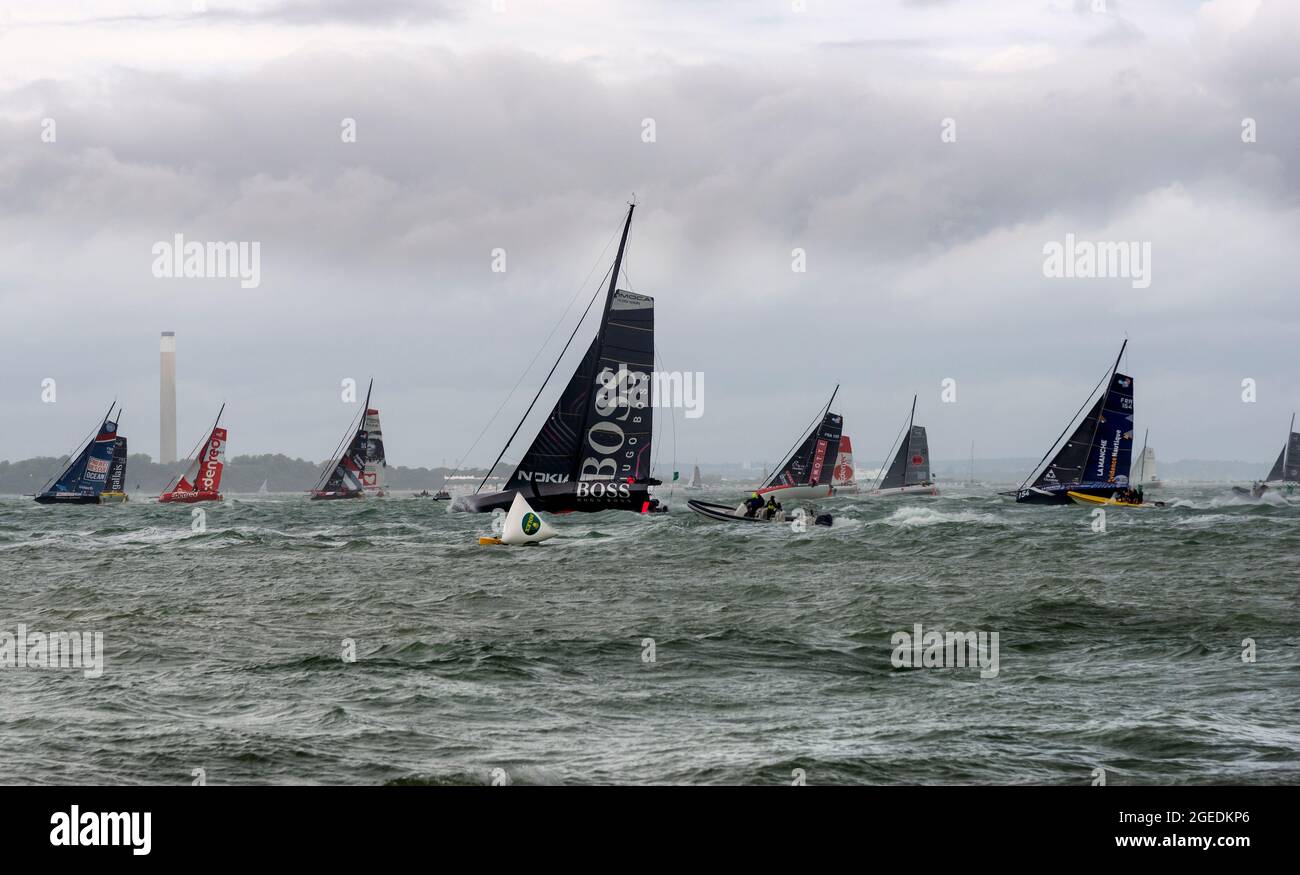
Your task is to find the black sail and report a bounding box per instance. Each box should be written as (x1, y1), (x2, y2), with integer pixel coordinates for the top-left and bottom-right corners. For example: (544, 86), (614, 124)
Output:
(504, 337), (597, 490)
(505, 288), (655, 489)
(1266, 430), (1300, 482)
(580, 288), (655, 483)
(1033, 372), (1134, 489)
(1032, 394), (1104, 488)
(105, 437), (128, 493)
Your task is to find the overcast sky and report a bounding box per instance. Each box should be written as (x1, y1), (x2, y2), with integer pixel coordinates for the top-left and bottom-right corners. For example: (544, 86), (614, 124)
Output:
(1, 0), (1297, 471)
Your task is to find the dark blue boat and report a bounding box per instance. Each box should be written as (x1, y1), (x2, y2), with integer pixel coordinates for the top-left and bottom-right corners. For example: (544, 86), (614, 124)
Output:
(35, 404), (122, 505)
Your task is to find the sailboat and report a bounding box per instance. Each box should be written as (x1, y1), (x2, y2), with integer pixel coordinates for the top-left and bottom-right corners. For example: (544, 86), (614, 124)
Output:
(1008, 340), (1135, 505)
(1131, 429), (1160, 490)
(99, 431), (130, 504)
(866, 395), (938, 497)
(831, 436), (858, 494)
(311, 380), (386, 500)
(685, 464), (703, 490)
(160, 405), (228, 503)
(34, 403), (123, 504)
(754, 386), (844, 501)
(459, 203), (663, 514)
(257, 480), (270, 496)
(1243, 413), (1300, 496)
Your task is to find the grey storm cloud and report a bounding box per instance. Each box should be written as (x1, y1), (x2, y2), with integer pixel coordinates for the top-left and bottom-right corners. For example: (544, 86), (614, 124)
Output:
(0, 1), (1298, 470)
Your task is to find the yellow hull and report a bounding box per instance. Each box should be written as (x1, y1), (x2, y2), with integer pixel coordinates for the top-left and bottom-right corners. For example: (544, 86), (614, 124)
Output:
(1066, 491), (1149, 508)
(99, 492), (129, 504)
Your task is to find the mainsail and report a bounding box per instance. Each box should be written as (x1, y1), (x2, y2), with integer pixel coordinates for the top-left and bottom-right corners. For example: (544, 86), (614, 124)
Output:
(105, 436), (128, 494)
(760, 387), (843, 493)
(687, 464), (702, 488)
(161, 405), (228, 502)
(313, 381), (386, 499)
(1265, 414), (1299, 484)
(35, 404), (121, 503)
(464, 203), (662, 514)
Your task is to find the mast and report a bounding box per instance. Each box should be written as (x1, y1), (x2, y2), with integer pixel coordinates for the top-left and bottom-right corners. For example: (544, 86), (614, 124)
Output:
(969, 441), (974, 485)
(571, 202), (636, 483)
(1136, 428), (1149, 482)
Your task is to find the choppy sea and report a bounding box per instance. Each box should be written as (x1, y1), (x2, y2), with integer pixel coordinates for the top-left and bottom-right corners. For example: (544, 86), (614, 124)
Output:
(1, 485), (1297, 785)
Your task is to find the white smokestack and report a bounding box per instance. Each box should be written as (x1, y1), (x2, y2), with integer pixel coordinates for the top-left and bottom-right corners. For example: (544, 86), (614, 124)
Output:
(160, 331), (177, 464)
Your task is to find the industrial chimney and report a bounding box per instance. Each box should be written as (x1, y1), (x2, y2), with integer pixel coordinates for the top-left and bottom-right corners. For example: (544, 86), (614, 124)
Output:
(160, 331), (177, 464)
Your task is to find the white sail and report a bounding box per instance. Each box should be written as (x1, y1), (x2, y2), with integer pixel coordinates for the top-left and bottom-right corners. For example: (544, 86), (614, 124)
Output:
(258, 480), (269, 495)
(499, 492), (557, 545)
(686, 464), (702, 489)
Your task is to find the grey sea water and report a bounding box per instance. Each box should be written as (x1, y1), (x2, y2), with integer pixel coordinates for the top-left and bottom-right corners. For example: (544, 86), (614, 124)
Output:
(1, 486), (1297, 785)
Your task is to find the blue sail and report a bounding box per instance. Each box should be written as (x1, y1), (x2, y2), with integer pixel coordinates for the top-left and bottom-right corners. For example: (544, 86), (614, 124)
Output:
(37, 415), (119, 502)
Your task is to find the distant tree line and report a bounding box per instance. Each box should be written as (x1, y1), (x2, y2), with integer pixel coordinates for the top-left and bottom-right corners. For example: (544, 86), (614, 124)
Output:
(0, 454), (497, 494)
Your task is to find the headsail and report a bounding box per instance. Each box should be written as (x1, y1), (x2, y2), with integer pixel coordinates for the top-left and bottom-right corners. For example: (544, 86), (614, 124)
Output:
(761, 387), (843, 492)
(1032, 371), (1134, 489)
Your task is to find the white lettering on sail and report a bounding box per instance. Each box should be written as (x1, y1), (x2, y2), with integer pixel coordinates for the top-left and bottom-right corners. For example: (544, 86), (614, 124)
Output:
(582, 365), (650, 482)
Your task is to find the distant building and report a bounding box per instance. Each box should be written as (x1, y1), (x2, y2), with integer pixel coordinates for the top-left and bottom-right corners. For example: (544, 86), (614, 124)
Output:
(160, 332), (177, 464)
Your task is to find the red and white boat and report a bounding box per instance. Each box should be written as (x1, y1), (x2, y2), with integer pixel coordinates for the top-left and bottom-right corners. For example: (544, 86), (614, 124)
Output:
(160, 405), (228, 503)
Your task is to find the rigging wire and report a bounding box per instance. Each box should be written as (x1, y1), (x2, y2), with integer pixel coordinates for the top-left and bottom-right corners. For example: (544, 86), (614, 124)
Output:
(447, 215), (624, 485)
